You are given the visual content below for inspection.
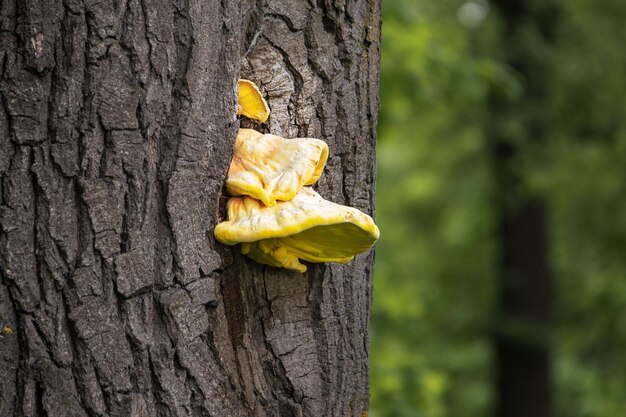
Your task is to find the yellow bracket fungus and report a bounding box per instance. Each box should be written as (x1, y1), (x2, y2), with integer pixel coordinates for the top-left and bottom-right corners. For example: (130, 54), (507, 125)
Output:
(237, 79), (270, 122)
(214, 187), (379, 272)
(227, 128), (329, 207)
(215, 78), (379, 272)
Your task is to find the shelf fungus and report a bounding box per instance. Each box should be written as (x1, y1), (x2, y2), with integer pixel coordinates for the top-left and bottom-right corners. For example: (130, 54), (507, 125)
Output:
(214, 187), (380, 273)
(226, 128), (329, 207)
(216, 78), (379, 272)
(237, 79), (270, 123)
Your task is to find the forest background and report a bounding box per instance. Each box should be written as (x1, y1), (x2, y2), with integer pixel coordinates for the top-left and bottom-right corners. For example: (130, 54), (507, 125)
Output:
(370, 0), (626, 416)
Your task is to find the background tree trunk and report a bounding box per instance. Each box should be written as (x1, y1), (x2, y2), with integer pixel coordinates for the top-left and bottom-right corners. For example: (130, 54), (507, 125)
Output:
(0, 1), (380, 416)
(489, 1), (559, 416)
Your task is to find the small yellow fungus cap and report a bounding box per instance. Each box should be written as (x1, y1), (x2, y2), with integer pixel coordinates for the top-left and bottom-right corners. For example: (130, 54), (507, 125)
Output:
(237, 79), (270, 122)
(227, 129), (329, 207)
(214, 187), (379, 272)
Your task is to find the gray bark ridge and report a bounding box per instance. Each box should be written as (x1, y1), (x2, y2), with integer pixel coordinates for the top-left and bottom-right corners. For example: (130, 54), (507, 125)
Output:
(0, 1), (380, 416)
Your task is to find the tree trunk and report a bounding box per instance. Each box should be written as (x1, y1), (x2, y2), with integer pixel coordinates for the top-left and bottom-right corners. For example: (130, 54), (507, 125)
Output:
(489, 1), (559, 416)
(0, 1), (380, 416)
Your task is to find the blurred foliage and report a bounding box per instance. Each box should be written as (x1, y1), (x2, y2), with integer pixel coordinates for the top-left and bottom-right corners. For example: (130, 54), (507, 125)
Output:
(371, 0), (626, 416)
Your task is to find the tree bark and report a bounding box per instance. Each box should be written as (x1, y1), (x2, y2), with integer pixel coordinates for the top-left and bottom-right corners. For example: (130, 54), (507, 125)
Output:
(0, 1), (380, 416)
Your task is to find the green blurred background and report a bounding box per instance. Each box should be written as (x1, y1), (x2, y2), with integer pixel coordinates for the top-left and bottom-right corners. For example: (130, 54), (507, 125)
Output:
(370, 0), (626, 416)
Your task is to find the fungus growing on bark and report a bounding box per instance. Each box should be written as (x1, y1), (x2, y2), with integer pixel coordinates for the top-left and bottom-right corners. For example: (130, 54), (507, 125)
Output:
(217, 78), (379, 271)
(237, 79), (270, 122)
(226, 128), (329, 207)
(214, 187), (379, 272)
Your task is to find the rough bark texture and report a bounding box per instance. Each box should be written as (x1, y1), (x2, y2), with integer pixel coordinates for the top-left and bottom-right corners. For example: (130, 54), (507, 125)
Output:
(0, 1), (380, 416)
